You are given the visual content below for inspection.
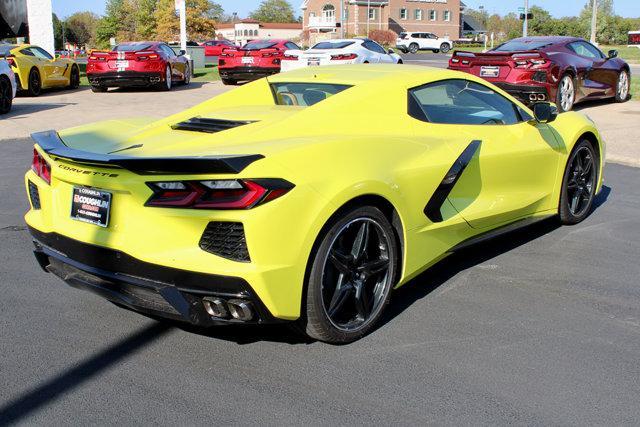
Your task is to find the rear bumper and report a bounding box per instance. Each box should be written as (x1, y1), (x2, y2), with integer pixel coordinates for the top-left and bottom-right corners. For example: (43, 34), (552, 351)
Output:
(87, 71), (164, 87)
(29, 226), (283, 326)
(219, 67), (279, 81)
(493, 82), (551, 104)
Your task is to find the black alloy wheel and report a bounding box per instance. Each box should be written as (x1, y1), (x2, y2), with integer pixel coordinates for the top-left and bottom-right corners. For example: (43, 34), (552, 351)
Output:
(91, 85), (107, 93)
(69, 65), (80, 89)
(0, 76), (12, 114)
(302, 206), (398, 344)
(28, 68), (41, 97)
(559, 140), (598, 224)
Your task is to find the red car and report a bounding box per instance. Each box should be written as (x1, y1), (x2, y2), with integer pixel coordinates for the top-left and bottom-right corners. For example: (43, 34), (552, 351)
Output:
(202, 39), (236, 56)
(448, 36), (631, 111)
(87, 41), (191, 92)
(218, 39), (301, 85)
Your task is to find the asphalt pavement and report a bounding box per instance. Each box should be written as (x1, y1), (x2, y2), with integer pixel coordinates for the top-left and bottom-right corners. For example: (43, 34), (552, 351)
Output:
(1, 137), (639, 424)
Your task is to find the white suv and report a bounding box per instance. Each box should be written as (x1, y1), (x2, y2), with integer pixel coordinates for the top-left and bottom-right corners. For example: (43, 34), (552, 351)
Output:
(396, 32), (453, 54)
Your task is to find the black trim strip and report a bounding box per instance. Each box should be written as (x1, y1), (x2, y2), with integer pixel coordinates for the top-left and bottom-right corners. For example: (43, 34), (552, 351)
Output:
(424, 140), (481, 223)
(171, 117), (257, 134)
(32, 130), (264, 175)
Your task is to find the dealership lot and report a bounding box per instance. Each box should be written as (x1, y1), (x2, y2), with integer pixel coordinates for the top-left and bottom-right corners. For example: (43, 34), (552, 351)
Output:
(2, 65), (640, 424)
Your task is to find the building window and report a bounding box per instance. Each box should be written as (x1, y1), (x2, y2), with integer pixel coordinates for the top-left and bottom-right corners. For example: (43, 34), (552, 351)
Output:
(243, 29), (248, 36)
(414, 9), (422, 20)
(429, 10), (437, 21)
(443, 10), (451, 21)
(368, 8), (376, 21)
(400, 8), (407, 20)
(322, 4), (336, 20)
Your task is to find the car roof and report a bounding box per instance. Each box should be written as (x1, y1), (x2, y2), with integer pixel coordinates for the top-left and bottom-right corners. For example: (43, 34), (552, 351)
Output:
(508, 36), (582, 44)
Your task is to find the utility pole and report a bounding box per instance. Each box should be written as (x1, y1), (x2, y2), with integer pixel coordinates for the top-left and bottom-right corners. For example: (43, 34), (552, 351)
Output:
(367, 0), (370, 36)
(590, 0), (598, 44)
(523, 0), (528, 37)
(340, 0), (344, 38)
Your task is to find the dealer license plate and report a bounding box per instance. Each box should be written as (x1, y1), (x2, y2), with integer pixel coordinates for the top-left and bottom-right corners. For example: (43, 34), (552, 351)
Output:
(70, 187), (112, 228)
(242, 57), (254, 64)
(480, 66), (500, 77)
(115, 60), (129, 69)
(307, 58), (320, 66)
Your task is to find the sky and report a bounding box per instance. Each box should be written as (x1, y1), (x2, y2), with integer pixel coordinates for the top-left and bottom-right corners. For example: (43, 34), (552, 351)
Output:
(52, 0), (639, 19)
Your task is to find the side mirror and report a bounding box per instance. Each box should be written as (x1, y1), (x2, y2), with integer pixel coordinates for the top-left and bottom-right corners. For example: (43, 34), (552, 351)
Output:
(608, 49), (618, 59)
(178, 49), (186, 56)
(388, 48), (395, 54)
(532, 102), (558, 123)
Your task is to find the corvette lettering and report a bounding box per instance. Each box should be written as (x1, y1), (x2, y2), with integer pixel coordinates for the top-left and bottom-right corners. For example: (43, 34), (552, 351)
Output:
(58, 164), (118, 177)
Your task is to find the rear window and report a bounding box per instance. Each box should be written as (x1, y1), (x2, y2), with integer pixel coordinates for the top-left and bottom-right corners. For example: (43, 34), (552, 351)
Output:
(271, 83), (351, 106)
(311, 41), (355, 50)
(0, 45), (16, 56)
(243, 41), (277, 50)
(114, 44), (152, 52)
(493, 40), (553, 52)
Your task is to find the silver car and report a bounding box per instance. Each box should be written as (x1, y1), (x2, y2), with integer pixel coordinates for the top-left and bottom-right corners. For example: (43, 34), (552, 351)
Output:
(1, 58), (17, 114)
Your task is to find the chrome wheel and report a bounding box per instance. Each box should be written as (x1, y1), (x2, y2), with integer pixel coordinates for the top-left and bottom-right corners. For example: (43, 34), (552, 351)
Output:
(559, 75), (574, 111)
(617, 70), (629, 100)
(165, 66), (172, 90)
(566, 146), (596, 217)
(409, 43), (418, 54)
(320, 218), (393, 332)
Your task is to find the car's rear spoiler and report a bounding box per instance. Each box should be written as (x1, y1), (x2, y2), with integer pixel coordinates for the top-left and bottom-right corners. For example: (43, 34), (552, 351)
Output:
(31, 130), (263, 175)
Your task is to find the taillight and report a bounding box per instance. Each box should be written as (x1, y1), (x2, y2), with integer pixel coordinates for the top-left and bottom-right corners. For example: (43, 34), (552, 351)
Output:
(514, 58), (548, 68)
(261, 52), (278, 57)
(145, 179), (294, 209)
(450, 58), (460, 64)
(136, 51), (159, 60)
(6, 55), (16, 67)
(31, 149), (51, 184)
(282, 54), (298, 61)
(89, 55), (107, 61)
(330, 53), (358, 61)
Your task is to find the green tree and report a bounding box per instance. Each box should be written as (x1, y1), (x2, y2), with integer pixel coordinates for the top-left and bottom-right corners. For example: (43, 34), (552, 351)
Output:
(65, 12), (100, 47)
(136, 0), (159, 39)
(52, 13), (64, 49)
(250, 0), (296, 23)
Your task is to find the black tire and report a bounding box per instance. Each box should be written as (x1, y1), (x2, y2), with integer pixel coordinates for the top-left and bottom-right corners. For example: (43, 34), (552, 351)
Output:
(559, 139), (599, 225)
(556, 73), (575, 112)
(399, 48), (408, 54)
(614, 69), (630, 102)
(0, 75), (12, 114)
(440, 43), (451, 54)
(91, 85), (107, 93)
(69, 65), (80, 89)
(300, 206), (399, 344)
(27, 68), (41, 97)
(221, 77), (236, 85)
(181, 63), (191, 86)
(158, 65), (172, 91)
(432, 49), (439, 53)
(409, 43), (419, 54)
(397, 59), (403, 64)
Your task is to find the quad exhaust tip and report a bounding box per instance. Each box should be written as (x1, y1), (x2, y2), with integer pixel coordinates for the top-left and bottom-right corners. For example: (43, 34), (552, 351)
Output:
(529, 93), (547, 101)
(150, 76), (161, 83)
(202, 296), (254, 321)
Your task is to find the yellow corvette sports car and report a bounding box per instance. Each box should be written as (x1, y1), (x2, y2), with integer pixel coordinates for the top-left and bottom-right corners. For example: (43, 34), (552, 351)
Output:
(24, 65), (604, 343)
(0, 44), (80, 96)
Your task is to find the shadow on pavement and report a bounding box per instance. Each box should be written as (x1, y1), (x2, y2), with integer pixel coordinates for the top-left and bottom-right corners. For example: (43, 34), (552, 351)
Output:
(0, 323), (171, 425)
(4, 103), (77, 119)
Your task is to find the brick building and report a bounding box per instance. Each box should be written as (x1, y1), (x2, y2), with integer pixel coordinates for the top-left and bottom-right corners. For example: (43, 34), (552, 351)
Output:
(216, 19), (303, 46)
(301, 0), (463, 41)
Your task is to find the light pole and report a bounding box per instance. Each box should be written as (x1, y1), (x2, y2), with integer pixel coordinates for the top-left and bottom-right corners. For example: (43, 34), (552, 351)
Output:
(523, 0), (528, 37)
(367, 0), (370, 36)
(590, 0), (598, 44)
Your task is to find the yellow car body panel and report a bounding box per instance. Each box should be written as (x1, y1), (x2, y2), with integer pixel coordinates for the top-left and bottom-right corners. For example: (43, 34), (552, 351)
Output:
(6, 44), (77, 91)
(24, 64), (605, 321)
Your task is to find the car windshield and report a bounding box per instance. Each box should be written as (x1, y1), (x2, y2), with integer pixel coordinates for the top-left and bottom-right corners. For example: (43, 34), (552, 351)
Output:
(493, 40), (553, 52)
(0, 45), (16, 56)
(114, 44), (152, 52)
(243, 41), (277, 50)
(311, 41), (355, 50)
(271, 83), (352, 107)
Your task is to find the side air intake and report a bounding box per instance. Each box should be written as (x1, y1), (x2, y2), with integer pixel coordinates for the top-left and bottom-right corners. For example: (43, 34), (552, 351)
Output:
(171, 117), (257, 133)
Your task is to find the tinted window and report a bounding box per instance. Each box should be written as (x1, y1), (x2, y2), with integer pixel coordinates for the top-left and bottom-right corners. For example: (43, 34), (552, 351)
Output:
(271, 82), (351, 106)
(20, 48), (34, 56)
(114, 43), (152, 52)
(426, 33), (437, 39)
(31, 47), (53, 60)
(493, 39), (553, 52)
(285, 42), (301, 50)
(409, 79), (521, 125)
(569, 41), (604, 59)
(161, 45), (176, 57)
(312, 41), (355, 49)
(243, 40), (277, 50)
(363, 40), (386, 54)
(0, 45), (16, 56)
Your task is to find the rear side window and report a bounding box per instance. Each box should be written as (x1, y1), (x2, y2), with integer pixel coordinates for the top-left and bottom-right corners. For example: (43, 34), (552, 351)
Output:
(568, 41), (604, 59)
(409, 79), (522, 125)
(312, 41), (355, 49)
(271, 82), (351, 106)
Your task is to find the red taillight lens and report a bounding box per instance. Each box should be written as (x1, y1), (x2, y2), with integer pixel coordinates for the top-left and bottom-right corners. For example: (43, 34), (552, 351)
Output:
(282, 54), (298, 61)
(31, 149), (51, 184)
(330, 53), (357, 61)
(136, 51), (159, 61)
(6, 56), (16, 67)
(145, 179), (294, 209)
